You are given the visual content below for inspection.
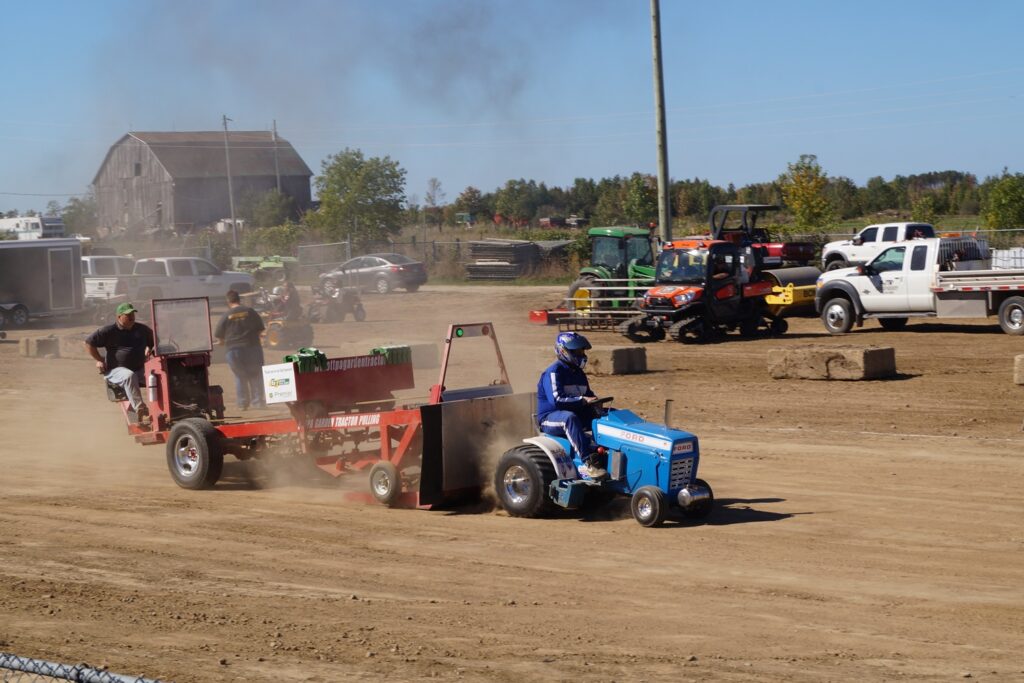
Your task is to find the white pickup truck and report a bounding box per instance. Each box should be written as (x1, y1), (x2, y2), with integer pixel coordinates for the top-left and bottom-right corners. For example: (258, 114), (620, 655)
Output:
(87, 257), (255, 304)
(821, 222), (936, 271)
(82, 255), (136, 303)
(816, 236), (1024, 335)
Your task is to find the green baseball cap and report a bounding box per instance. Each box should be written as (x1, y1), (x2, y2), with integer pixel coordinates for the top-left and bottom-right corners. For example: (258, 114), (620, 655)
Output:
(116, 302), (138, 316)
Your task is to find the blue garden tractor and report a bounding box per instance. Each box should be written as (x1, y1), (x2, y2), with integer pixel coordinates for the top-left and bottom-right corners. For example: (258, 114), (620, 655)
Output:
(493, 400), (714, 527)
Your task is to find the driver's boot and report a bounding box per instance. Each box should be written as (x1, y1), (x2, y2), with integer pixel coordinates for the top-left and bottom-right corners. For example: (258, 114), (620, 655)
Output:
(578, 455), (608, 481)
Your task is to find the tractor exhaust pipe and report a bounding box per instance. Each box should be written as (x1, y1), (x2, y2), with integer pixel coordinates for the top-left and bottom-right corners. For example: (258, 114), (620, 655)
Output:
(663, 399), (673, 428)
(677, 482), (712, 509)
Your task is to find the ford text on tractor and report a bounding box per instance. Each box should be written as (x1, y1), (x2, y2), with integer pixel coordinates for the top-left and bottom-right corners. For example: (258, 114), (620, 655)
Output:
(618, 238), (788, 343)
(492, 398), (713, 527)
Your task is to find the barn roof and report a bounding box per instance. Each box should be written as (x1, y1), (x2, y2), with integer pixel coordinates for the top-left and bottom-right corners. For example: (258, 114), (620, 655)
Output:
(93, 131), (313, 183)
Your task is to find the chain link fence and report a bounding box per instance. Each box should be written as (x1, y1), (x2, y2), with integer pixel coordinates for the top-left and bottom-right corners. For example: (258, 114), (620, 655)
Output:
(0, 654), (166, 683)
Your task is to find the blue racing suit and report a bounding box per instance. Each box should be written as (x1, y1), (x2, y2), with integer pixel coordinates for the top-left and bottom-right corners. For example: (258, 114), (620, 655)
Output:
(537, 359), (597, 458)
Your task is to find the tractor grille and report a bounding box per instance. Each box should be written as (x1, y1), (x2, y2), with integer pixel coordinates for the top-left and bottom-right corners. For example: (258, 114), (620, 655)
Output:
(645, 296), (674, 308)
(669, 457), (694, 489)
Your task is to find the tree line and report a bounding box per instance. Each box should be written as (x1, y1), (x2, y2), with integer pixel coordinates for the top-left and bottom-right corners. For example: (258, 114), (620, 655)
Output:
(10, 149), (1024, 248)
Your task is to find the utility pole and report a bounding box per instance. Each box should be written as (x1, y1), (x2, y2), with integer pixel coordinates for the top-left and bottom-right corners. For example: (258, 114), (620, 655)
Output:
(222, 114), (238, 248)
(272, 119), (281, 193)
(650, 0), (672, 242)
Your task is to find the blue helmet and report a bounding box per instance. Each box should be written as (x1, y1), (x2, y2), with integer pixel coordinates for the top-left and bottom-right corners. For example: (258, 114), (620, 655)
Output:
(555, 331), (591, 369)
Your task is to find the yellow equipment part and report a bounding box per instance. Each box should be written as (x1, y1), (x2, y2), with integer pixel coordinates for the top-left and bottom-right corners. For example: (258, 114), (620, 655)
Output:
(762, 267), (821, 317)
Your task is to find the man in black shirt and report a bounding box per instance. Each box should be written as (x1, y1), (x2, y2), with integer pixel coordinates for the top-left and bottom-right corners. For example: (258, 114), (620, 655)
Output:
(85, 302), (155, 422)
(214, 289), (266, 410)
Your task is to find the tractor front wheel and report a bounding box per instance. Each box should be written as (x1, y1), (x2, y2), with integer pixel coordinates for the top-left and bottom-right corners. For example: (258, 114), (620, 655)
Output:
(630, 486), (667, 527)
(353, 303), (367, 322)
(369, 460), (402, 506)
(166, 418), (224, 490)
(682, 478), (714, 519)
(264, 321), (285, 348)
(494, 445), (557, 518)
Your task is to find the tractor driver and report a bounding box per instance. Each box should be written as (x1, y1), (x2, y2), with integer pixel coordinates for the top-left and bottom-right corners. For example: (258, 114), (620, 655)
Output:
(537, 331), (608, 480)
(84, 302), (154, 423)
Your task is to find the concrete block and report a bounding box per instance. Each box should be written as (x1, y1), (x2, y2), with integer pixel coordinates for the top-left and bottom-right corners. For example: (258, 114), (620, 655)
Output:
(59, 333), (92, 360)
(589, 346), (647, 375)
(19, 336), (60, 358)
(1015, 354), (1024, 385)
(768, 345), (896, 380)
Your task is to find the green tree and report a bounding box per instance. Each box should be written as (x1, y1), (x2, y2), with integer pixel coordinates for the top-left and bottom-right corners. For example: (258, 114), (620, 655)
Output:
(825, 176), (862, 219)
(307, 148), (406, 244)
(424, 177), (446, 230)
(622, 173), (658, 227)
(239, 189), (295, 228)
(62, 193), (99, 236)
(911, 195), (937, 224)
(453, 186), (487, 223)
(240, 220), (304, 255)
(780, 154), (834, 230)
(984, 173), (1024, 228)
(494, 179), (539, 226)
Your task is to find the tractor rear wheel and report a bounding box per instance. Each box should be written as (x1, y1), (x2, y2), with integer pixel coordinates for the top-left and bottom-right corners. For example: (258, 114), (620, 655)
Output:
(166, 418), (224, 490)
(630, 486), (667, 527)
(354, 303), (367, 322)
(369, 460), (402, 506)
(567, 274), (598, 300)
(682, 478), (714, 519)
(494, 445), (557, 518)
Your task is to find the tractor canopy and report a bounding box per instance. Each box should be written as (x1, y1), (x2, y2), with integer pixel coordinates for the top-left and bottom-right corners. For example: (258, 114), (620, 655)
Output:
(152, 297), (213, 356)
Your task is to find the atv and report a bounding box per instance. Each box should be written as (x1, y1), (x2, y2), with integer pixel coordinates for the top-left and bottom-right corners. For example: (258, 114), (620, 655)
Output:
(619, 238), (787, 343)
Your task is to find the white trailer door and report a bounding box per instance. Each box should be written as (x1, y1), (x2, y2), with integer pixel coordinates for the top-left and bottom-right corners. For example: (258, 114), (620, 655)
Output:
(48, 247), (76, 310)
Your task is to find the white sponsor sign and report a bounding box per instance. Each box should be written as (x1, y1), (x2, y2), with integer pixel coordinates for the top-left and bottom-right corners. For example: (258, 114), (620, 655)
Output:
(595, 423), (672, 452)
(262, 362), (297, 404)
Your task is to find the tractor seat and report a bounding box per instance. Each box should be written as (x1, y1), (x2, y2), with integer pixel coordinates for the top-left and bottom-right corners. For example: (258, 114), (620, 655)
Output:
(106, 381), (127, 402)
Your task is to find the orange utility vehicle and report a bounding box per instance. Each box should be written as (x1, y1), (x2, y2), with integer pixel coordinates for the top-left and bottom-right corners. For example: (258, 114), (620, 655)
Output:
(618, 238), (788, 343)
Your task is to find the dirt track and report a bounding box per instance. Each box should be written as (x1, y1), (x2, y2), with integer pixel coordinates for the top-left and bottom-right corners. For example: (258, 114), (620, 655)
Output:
(1, 285), (1022, 682)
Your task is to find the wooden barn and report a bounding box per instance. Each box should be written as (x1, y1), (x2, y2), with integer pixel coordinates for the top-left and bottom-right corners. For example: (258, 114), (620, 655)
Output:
(92, 131), (313, 234)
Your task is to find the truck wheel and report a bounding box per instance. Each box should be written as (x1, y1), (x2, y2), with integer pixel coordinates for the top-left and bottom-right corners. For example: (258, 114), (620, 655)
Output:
(166, 418), (224, 490)
(998, 296), (1024, 335)
(369, 460), (402, 506)
(682, 478), (714, 519)
(9, 305), (29, 327)
(494, 445), (557, 518)
(354, 303), (367, 322)
(630, 486), (667, 527)
(879, 317), (908, 331)
(822, 298), (854, 335)
(825, 259), (849, 271)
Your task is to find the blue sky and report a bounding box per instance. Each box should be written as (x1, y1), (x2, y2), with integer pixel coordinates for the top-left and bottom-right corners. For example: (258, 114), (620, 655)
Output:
(1, 0), (1022, 214)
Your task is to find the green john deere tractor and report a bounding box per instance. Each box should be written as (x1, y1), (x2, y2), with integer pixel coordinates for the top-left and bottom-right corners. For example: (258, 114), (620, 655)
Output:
(567, 226), (657, 307)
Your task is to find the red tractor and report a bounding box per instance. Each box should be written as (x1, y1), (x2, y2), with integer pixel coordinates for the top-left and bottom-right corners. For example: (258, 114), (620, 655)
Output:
(107, 297), (532, 504)
(618, 238), (788, 343)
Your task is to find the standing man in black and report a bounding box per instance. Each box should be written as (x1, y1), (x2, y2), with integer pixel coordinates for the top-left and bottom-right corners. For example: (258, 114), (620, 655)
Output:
(214, 289), (266, 410)
(85, 302), (154, 423)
